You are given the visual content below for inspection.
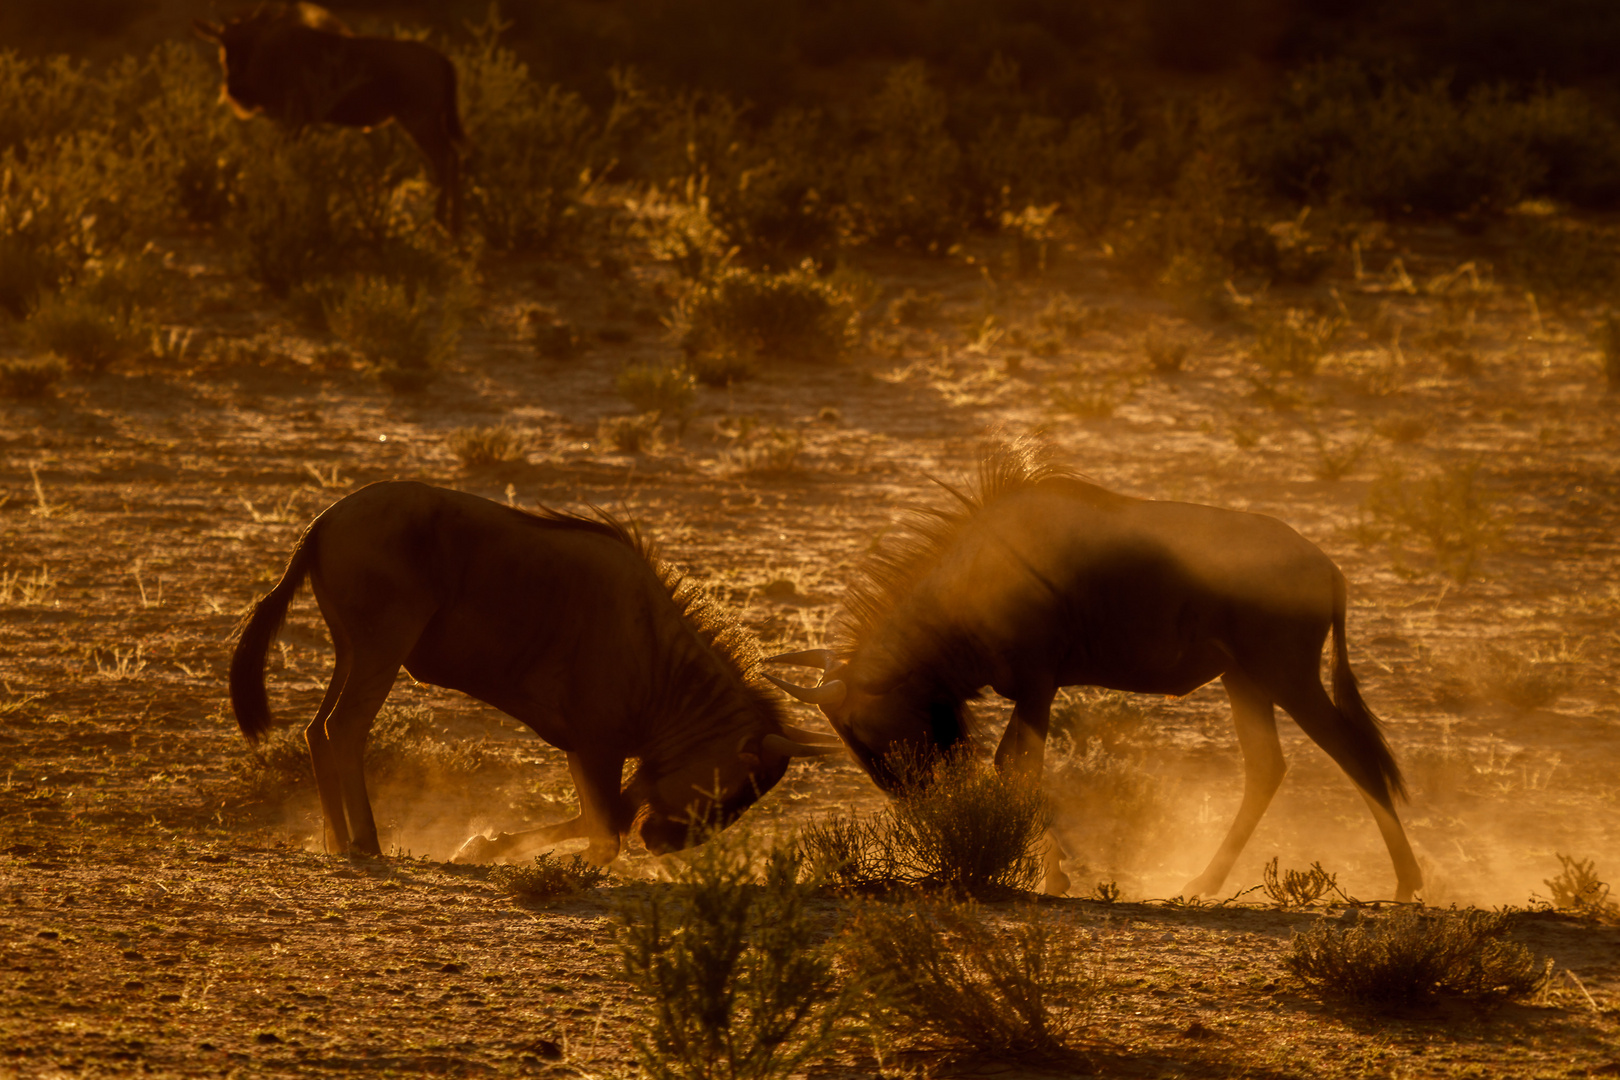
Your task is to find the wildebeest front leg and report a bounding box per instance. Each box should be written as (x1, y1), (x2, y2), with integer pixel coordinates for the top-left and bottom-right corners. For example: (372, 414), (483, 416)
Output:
(996, 688), (1070, 896)
(453, 752), (629, 866)
(1182, 671), (1284, 899)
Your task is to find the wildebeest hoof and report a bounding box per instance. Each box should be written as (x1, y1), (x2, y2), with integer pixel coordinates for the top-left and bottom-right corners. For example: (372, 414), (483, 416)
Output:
(452, 833), (507, 864)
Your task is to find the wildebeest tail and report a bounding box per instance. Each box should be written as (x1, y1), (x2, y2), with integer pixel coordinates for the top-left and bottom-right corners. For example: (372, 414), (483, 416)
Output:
(1328, 571), (1407, 808)
(229, 525), (317, 744)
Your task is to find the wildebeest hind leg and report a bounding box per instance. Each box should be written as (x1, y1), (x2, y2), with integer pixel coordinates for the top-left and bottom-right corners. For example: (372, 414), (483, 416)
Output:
(1278, 679), (1423, 902)
(321, 662), (401, 857)
(305, 648), (352, 855)
(1183, 671), (1284, 899)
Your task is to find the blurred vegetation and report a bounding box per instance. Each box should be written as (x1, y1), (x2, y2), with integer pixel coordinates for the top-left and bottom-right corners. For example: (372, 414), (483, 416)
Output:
(6, 0), (1620, 383)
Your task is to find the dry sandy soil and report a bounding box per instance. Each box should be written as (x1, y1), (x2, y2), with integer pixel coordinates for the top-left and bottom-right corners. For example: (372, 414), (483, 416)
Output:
(1, 218), (1619, 1077)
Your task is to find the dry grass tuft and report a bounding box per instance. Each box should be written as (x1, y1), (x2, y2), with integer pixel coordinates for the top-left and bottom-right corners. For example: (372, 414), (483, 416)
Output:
(617, 362), (696, 420)
(448, 424), (526, 468)
(1542, 854), (1619, 922)
(1262, 857), (1340, 908)
(1287, 907), (1551, 1008)
(1361, 462), (1505, 585)
(490, 852), (608, 901)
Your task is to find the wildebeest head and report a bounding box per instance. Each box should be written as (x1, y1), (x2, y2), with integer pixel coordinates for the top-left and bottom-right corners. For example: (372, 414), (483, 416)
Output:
(633, 715), (839, 853)
(762, 650), (970, 794)
(194, 5), (351, 120)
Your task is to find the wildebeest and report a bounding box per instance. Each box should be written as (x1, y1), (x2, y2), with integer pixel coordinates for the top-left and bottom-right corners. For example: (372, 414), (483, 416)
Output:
(765, 441), (1423, 902)
(194, 3), (465, 232)
(229, 481), (838, 865)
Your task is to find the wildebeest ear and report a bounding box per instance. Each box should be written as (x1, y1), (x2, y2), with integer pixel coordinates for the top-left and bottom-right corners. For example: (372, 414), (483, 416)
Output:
(193, 20), (224, 43)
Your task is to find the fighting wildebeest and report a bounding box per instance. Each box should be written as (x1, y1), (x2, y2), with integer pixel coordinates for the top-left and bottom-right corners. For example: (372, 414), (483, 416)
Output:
(766, 441), (1423, 902)
(230, 481), (838, 865)
(195, 3), (465, 232)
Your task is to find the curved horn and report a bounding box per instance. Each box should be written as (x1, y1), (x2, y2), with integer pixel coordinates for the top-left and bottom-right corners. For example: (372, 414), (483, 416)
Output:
(193, 19), (223, 42)
(762, 734), (843, 759)
(763, 648), (837, 671)
(783, 723), (842, 745)
(762, 672), (848, 708)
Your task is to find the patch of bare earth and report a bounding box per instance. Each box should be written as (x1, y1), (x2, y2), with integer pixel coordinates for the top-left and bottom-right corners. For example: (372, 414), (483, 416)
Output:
(2, 227), (1619, 1077)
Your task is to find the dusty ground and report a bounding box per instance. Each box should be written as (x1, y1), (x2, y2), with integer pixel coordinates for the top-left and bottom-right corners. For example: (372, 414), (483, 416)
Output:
(2, 219), (1619, 1077)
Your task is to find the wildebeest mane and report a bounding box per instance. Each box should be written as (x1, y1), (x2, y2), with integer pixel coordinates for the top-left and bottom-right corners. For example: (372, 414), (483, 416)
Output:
(507, 502), (769, 695)
(837, 437), (1077, 659)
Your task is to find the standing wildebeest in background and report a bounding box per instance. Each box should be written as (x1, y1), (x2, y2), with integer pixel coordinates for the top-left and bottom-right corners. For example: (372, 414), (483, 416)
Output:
(766, 441), (1423, 902)
(195, 3), (465, 232)
(230, 482), (839, 865)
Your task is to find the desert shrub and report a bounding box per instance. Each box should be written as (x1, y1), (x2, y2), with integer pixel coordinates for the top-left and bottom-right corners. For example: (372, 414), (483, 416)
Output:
(327, 274), (460, 390)
(627, 88), (840, 268)
(0, 52), (94, 156)
(799, 754), (1048, 897)
(1471, 646), (1576, 711)
(843, 62), (966, 250)
(844, 898), (1099, 1056)
(1251, 62), (1620, 214)
(223, 120), (448, 295)
(0, 232), (63, 319)
(1249, 307), (1343, 377)
(1050, 373), (1125, 419)
(1261, 857), (1340, 907)
(490, 852), (608, 901)
(617, 362), (696, 418)
(1506, 213), (1620, 302)
(1362, 462), (1504, 584)
(724, 425), (803, 475)
(451, 15), (596, 252)
(130, 42), (241, 227)
(531, 313), (584, 361)
(448, 424), (526, 468)
(1143, 328), (1188, 374)
(686, 346), (757, 388)
(1301, 417), (1374, 482)
(616, 834), (848, 1080)
(1542, 855), (1619, 921)
(676, 264), (855, 367)
(1287, 907), (1551, 1008)
(599, 413), (664, 454)
(0, 356), (66, 399)
(22, 288), (144, 374)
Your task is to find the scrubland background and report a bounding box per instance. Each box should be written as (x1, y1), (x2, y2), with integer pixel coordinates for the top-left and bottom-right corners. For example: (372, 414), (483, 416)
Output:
(1, 1), (1619, 1076)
